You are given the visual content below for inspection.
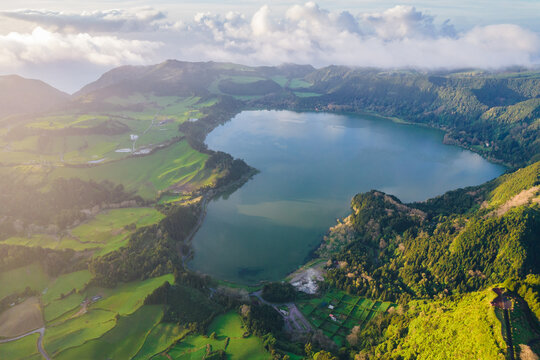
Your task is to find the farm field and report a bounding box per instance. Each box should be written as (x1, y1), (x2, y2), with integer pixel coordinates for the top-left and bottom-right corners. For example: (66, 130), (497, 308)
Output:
(132, 322), (189, 360)
(297, 289), (395, 346)
(0, 94), (217, 167)
(0, 297), (43, 337)
(0, 263), (50, 300)
(55, 305), (163, 360)
(1, 207), (164, 256)
(0, 333), (40, 360)
(158, 311), (271, 360)
(42, 274), (174, 357)
(50, 140), (215, 199)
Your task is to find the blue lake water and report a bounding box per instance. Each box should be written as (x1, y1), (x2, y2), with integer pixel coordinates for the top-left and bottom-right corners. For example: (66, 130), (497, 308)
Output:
(189, 111), (505, 284)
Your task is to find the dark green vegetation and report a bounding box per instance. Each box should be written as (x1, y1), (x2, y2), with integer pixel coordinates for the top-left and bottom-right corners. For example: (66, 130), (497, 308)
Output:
(315, 161), (540, 359)
(262, 283), (298, 303)
(296, 69), (540, 168)
(0, 61), (539, 359)
(297, 289), (395, 347)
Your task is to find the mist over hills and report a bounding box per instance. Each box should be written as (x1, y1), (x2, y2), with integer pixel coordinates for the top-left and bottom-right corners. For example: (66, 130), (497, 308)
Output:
(0, 75), (69, 118)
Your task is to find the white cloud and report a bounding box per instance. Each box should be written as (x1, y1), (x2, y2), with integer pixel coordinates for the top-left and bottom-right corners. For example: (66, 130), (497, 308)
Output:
(0, 3), (539, 92)
(0, 27), (161, 67)
(361, 5), (455, 39)
(0, 8), (179, 33)
(176, 3), (540, 69)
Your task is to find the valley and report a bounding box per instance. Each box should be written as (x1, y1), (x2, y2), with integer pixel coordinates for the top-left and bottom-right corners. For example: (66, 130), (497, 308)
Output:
(0, 61), (539, 360)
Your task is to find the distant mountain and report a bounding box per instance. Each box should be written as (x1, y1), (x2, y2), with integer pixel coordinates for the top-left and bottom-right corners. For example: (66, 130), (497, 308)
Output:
(73, 60), (540, 167)
(75, 60), (315, 99)
(0, 75), (70, 118)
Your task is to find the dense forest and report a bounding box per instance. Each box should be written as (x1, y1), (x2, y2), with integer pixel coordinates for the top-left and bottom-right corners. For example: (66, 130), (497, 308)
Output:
(323, 161), (540, 302)
(317, 161), (540, 358)
(286, 69), (540, 168)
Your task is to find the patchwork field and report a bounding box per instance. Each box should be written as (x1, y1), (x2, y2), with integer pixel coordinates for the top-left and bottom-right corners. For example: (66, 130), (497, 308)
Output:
(297, 290), (395, 346)
(158, 312), (271, 360)
(43, 274), (174, 358)
(2, 207), (164, 256)
(0, 94), (217, 166)
(51, 140), (215, 199)
(55, 305), (164, 360)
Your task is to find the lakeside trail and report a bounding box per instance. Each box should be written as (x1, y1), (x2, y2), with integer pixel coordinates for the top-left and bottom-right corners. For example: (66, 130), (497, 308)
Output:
(0, 327), (50, 360)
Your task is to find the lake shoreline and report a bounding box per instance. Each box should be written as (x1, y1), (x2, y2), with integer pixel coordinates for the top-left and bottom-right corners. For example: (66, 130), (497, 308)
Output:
(187, 110), (505, 286)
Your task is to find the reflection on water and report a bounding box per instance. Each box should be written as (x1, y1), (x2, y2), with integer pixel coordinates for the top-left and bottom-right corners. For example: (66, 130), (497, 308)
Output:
(189, 110), (505, 284)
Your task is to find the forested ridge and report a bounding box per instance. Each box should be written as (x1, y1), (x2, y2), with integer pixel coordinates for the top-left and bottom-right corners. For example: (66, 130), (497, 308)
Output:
(288, 69), (540, 167)
(318, 161), (540, 359)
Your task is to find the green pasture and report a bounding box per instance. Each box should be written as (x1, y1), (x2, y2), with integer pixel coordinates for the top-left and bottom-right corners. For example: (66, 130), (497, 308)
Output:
(0, 263), (50, 301)
(44, 308), (118, 357)
(132, 323), (189, 360)
(43, 270), (92, 305)
(289, 79), (312, 89)
(89, 274), (174, 316)
(394, 289), (507, 359)
(44, 292), (86, 323)
(2, 207), (163, 256)
(55, 305), (163, 360)
(51, 140), (214, 199)
(71, 207), (164, 243)
(162, 311), (271, 360)
(43, 274), (173, 357)
(0, 333), (40, 359)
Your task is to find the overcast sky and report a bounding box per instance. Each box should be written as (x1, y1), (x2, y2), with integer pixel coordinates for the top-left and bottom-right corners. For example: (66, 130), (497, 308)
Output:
(1, 1), (539, 93)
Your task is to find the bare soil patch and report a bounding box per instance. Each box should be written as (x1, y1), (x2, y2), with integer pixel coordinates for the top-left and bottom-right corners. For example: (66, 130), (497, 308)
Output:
(0, 297), (43, 337)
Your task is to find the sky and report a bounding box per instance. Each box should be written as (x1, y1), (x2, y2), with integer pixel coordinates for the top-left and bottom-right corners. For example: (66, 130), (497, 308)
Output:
(1, 1), (539, 93)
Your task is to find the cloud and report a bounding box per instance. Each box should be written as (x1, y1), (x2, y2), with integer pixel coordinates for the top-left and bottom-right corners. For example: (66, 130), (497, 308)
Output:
(0, 8), (179, 33)
(361, 5), (456, 39)
(0, 2), (539, 89)
(0, 27), (161, 67)
(175, 3), (539, 69)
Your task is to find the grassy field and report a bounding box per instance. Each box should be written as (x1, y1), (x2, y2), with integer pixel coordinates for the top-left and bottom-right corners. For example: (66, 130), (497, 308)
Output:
(160, 311), (271, 360)
(44, 292), (86, 323)
(2, 208), (164, 256)
(0, 263), (50, 301)
(297, 289), (395, 346)
(0, 333), (40, 359)
(132, 322), (189, 360)
(72, 207), (164, 255)
(89, 274), (174, 316)
(393, 290), (507, 360)
(43, 274), (173, 357)
(55, 305), (163, 360)
(44, 308), (118, 357)
(42, 270), (92, 306)
(0, 94), (218, 166)
(51, 140), (214, 199)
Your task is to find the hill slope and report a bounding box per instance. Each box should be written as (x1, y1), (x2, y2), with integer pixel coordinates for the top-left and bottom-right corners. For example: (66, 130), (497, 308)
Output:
(0, 75), (69, 119)
(74, 61), (540, 167)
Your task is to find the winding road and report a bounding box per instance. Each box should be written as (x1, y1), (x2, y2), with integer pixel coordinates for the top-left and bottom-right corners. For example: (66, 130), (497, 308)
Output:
(0, 327), (51, 360)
